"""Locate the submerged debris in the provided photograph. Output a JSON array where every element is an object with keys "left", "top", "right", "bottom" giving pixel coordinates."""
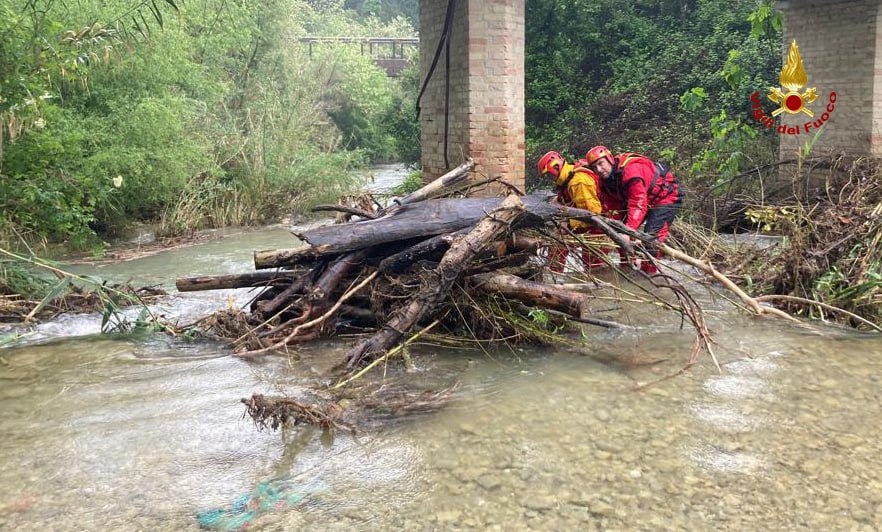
[
  {"left": 241, "top": 382, "right": 460, "bottom": 433},
  {"left": 0, "top": 282, "right": 166, "bottom": 323}
]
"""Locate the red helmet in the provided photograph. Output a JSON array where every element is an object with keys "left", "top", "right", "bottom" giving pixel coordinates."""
[
  {"left": 537, "top": 151, "right": 566, "bottom": 178},
  {"left": 585, "top": 145, "right": 614, "bottom": 168}
]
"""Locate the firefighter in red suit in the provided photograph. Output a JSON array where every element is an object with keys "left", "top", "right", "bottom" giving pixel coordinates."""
[
  {"left": 584, "top": 146, "right": 682, "bottom": 275},
  {"left": 537, "top": 151, "right": 610, "bottom": 272}
]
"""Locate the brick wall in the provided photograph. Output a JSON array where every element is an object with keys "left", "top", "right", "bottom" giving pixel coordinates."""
[
  {"left": 777, "top": 0, "right": 879, "bottom": 157},
  {"left": 419, "top": 0, "right": 525, "bottom": 192}
]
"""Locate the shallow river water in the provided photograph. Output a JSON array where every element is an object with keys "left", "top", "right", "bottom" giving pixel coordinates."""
[{"left": 2, "top": 165, "right": 882, "bottom": 530}]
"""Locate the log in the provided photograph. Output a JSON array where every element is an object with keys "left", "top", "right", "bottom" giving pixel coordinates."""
[
  {"left": 256, "top": 193, "right": 632, "bottom": 271},
  {"left": 380, "top": 232, "right": 539, "bottom": 275},
  {"left": 175, "top": 271, "right": 300, "bottom": 292},
  {"left": 255, "top": 273, "right": 313, "bottom": 317},
  {"left": 254, "top": 246, "right": 331, "bottom": 270},
  {"left": 395, "top": 159, "right": 475, "bottom": 205},
  {"left": 343, "top": 194, "right": 526, "bottom": 369},
  {"left": 467, "top": 272, "right": 588, "bottom": 318},
  {"left": 294, "top": 194, "right": 555, "bottom": 257},
  {"left": 257, "top": 163, "right": 476, "bottom": 271},
  {"left": 377, "top": 230, "right": 467, "bottom": 274},
  {"left": 308, "top": 250, "right": 368, "bottom": 314}
]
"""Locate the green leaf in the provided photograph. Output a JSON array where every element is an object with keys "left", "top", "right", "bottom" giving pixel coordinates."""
[
  {"left": 27, "top": 277, "right": 71, "bottom": 320},
  {"left": 151, "top": 0, "right": 164, "bottom": 28}
]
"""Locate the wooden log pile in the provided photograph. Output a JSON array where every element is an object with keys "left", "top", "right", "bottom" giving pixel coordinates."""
[{"left": 174, "top": 160, "right": 672, "bottom": 372}]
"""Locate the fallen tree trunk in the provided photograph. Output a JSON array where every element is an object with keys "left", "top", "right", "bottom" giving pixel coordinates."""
[
  {"left": 294, "top": 197, "right": 511, "bottom": 255},
  {"left": 175, "top": 271, "right": 301, "bottom": 292},
  {"left": 253, "top": 246, "right": 329, "bottom": 270},
  {"left": 255, "top": 161, "right": 478, "bottom": 271},
  {"left": 292, "top": 193, "right": 632, "bottom": 260},
  {"left": 255, "top": 273, "right": 314, "bottom": 317},
  {"left": 467, "top": 271, "right": 588, "bottom": 318},
  {"left": 395, "top": 159, "right": 475, "bottom": 205},
  {"left": 377, "top": 229, "right": 468, "bottom": 274},
  {"left": 343, "top": 194, "right": 526, "bottom": 369}
]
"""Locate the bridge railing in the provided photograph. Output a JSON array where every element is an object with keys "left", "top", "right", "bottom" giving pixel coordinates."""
[
  {"left": 295, "top": 37, "right": 418, "bottom": 76},
  {"left": 296, "top": 37, "right": 419, "bottom": 61}
]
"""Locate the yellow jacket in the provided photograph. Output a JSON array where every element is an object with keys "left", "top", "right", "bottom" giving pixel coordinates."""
[{"left": 555, "top": 163, "right": 601, "bottom": 230}]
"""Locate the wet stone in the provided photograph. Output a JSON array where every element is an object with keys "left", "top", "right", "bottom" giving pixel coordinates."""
[
  {"left": 524, "top": 495, "right": 557, "bottom": 512},
  {"left": 833, "top": 434, "right": 865, "bottom": 449},
  {"left": 456, "top": 468, "right": 484, "bottom": 483},
  {"left": 595, "top": 441, "right": 623, "bottom": 454},
  {"left": 568, "top": 493, "right": 595, "bottom": 507},
  {"left": 665, "top": 482, "right": 681, "bottom": 496},
  {"left": 476, "top": 474, "right": 503, "bottom": 491},
  {"left": 595, "top": 409, "right": 611, "bottom": 422},
  {"left": 519, "top": 469, "right": 536, "bottom": 482},
  {"left": 646, "top": 386, "right": 670, "bottom": 397},
  {"left": 589, "top": 500, "right": 616, "bottom": 517},
  {"left": 721, "top": 494, "right": 741, "bottom": 507},
  {"left": 435, "top": 510, "right": 463, "bottom": 523}
]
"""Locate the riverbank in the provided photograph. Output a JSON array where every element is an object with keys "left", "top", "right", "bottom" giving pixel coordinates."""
[{"left": 57, "top": 164, "right": 415, "bottom": 266}]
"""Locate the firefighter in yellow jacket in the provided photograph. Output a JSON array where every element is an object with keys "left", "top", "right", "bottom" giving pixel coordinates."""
[{"left": 537, "top": 151, "right": 608, "bottom": 272}]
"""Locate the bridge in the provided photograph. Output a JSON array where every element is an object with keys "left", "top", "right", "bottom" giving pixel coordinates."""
[
  {"left": 296, "top": 37, "right": 418, "bottom": 77},
  {"left": 416, "top": 0, "right": 882, "bottom": 193}
]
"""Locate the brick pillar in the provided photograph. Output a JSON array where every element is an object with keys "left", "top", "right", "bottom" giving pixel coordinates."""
[
  {"left": 777, "top": 0, "right": 880, "bottom": 157},
  {"left": 419, "top": 0, "right": 525, "bottom": 193}
]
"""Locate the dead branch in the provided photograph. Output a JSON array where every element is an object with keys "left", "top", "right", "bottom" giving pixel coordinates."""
[{"left": 343, "top": 194, "right": 526, "bottom": 369}]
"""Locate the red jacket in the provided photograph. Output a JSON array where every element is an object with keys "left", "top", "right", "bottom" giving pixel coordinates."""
[{"left": 599, "top": 153, "right": 679, "bottom": 230}]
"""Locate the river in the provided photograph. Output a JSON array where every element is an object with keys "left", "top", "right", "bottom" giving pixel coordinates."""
[{"left": 1, "top": 164, "right": 882, "bottom": 530}]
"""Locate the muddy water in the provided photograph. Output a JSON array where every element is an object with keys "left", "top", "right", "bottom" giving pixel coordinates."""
[{"left": 3, "top": 166, "right": 882, "bottom": 530}]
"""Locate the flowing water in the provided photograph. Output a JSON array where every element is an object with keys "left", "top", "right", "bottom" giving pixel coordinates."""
[{"left": 2, "top": 164, "right": 882, "bottom": 530}]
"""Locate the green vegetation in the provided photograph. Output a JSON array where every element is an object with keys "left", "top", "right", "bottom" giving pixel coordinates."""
[
  {"left": 0, "top": 0, "right": 418, "bottom": 252},
  {"left": 389, "top": 167, "right": 422, "bottom": 196}
]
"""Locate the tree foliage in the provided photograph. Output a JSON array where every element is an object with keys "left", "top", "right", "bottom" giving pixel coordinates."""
[{"left": 0, "top": 0, "right": 418, "bottom": 251}]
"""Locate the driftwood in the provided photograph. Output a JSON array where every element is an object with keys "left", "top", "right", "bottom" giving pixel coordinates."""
[
  {"left": 395, "top": 159, "right": 475, "bottom": 204},
  {"left": 343, "top": 194, "right": 526, "bottom": 369},
  {"left": 175, "top": 270, "right": 301, "bottom": 292},
  {"left": 377, "top": 229, "right": 468, "bottom": 274},
  {"left": 253, "top": 246, "right": 327, "bottom": 270},
  {"left": 468, "top": 271, "right": 587, "bottom": 318},
  {"left": 258, "top": 193, "right": 629, "bottom": 270},
  {"left": 175, "top": 154, "right": 792, "bottom": 409},
  {"left": 176, "top": 184, "right": 693, "bottom": 367}
]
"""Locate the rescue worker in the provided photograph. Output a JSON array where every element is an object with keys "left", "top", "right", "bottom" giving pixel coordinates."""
[
  {"left": 584, "top": 146, "right": 682, "bottom": 275},
  {"left": 537, "top": 150, "right": 608, "bottom": 272}
]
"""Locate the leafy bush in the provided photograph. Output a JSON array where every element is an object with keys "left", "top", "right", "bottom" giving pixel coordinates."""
[{"left": 0, "top": 0, "right": 418, "bottom": 250}]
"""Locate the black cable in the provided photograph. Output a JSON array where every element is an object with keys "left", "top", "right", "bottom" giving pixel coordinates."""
[
  {"left": 415, "top": 0, "right": 456, "bottom": 119},
  {"left": 443, "top": 8, "right": 452, "bottom": 169}
]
